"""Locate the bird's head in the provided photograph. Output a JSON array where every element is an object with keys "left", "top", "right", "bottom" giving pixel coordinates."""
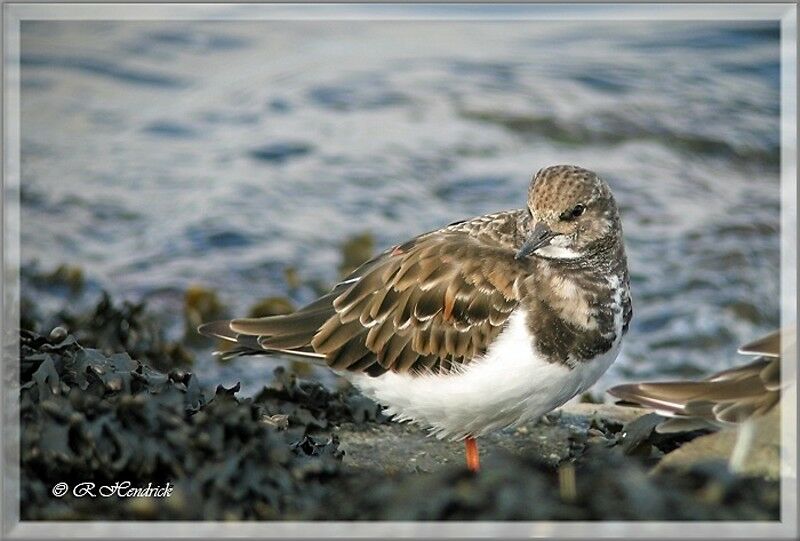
[{"left": 516, "top": 165, "right": 622, "bottom": 261}]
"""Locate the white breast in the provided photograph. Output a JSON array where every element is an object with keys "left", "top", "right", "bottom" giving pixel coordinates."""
[{"left": 346, "top": 307, "right": 622, "bottom": 441}]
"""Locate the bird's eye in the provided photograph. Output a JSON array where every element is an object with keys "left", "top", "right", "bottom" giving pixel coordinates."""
[{"left": 560, "top": 204, "right": 586, "bottom": 221}]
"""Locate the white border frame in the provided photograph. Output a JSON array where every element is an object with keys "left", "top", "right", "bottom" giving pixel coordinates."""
[{"left": 2, "top": 3, "right": 796, "bottom": 538}]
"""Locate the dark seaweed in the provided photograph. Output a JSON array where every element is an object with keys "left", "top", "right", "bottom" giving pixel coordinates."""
[
  {"left": 20, "top": 328, "right": 342, "bottom": 520},
  {"left": 21, "top": 291, "right": 194, "bottom": 372}
]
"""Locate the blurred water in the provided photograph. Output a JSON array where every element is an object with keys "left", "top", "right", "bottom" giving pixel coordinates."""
[{"left": 19, "top": 20, "right": 780, "bottom": 393}]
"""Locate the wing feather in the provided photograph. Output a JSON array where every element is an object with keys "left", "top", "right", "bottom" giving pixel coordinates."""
[
  {"left": 607, "top": 329, "right": 783, "bottom": 429},
  {"left": 197, "top": 215, "right": 528, "bottom": 376}
]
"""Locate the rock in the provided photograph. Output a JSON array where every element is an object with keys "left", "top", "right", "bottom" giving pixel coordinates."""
[
  {"left": 183, "top": 285, "right": 226, "bottom": 344},
  {"left": 338, "top": 232, "right": 375, "bottom": 277},
  {"left": 49, "top": 264, "right": 85, "bottom": 293},
  {"left": 48, "top": 326, "right": 68, "bottom": 343},
  {"left": 561, "top": 401, "right": 650, "bottom": 425},
  {"left": 327, "top": 439, "right": 779, "bottom": 521},
  {"left": 335, "top": 403, "right": 632, "bottom": 474},
  {"left": 653, "top": 407, "right": 781, "bottom": 480},
  {"left": 19, "top": 331, "right": 343, "bottom": 521},
  {"left": 247, "top": 296, "right": 295, "bottom": 318},
  {"left": 47, "top": 292, "right": 194, "bottom": 371},
  {"left": 283, "top": 266, "right": 302, "bottom": 290},
  {"left": 23, "top": 262, "right": 85, "bottom": 294}
]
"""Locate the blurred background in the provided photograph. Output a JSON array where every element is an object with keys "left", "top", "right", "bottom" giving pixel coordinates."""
[{"left": 19, "top": 18, "right": 780, "bottom": 395}]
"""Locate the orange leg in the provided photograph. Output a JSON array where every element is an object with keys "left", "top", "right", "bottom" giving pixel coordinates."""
[{"left": 465, "top": 436, "right": 480, "bottom": 472}]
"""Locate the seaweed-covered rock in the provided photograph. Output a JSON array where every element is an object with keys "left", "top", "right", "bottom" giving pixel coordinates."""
[
  {"left": 25, "top": 292, "right": 194, "bottom": 372},
  {"left": 18, "top": 320, "right": 780, "bottom": 521},
  {"left": 254, "top": 367, "right": 387, "bottom": 432},
  {"left": 338, "top": 232, "right": 375, "bottom": 277},
  {"left": 22, "top": 262, "right": 85, "bottom": 294},
  {"left": 616, "top": 412, "right": 712, "bottom": 463},
  {"left": 247, "top": 296, "right": 295, "bottom": 318},
  {"left": 20, "top": 329, "right": 342, "bottom": 520},
  {"left": 183, "top": 285, "right": 227, "bottom": 345},
  {"left": 318, "top": 446, "right": 779, "bottom": 521}
]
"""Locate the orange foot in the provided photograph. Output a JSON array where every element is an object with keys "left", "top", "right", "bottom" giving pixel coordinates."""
[{"left": 465, "top": 436, "right": 480, "bottom": 472}]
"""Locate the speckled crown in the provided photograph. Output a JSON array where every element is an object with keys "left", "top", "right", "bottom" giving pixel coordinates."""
[{"left": 528, "top": 165, "right": 609, "bottom": 214}]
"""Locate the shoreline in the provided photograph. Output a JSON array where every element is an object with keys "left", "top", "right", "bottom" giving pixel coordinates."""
[{"left": 17, "top": 293, "right": 780, "bottom": 521}]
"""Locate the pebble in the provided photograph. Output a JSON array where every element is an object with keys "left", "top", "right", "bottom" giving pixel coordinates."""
[{"left": 49, "top": 326, "right": 68, "bottom": 342}]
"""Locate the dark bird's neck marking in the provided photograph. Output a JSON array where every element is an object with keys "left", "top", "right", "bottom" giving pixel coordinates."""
[{"left": 522, "top": 252, "right": 630, "bottom": 368}]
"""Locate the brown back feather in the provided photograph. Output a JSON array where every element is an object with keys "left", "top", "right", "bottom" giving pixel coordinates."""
[{"left": 217, "top": 221, "right": 527, "bottom": 376}]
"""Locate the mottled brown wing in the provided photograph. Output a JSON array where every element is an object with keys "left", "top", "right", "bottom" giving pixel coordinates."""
[{"left": 227, "top": 231, "right": 525, "bottom": 375}]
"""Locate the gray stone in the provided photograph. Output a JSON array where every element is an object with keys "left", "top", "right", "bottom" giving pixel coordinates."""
[
  {"left": 335, "top": 402, "right": 649, "bottom": 473},
  {"left": 653, "top": 406, "right": 781, "bottom": 480}
]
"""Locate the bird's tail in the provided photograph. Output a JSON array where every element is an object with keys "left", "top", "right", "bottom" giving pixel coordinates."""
[{"left": 197, "top": 319, "right": 327, "bottom": 364}]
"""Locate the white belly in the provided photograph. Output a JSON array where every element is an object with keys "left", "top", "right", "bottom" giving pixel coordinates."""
[{"left": 346, "top": 309, "right": 622, "bottom": 441}]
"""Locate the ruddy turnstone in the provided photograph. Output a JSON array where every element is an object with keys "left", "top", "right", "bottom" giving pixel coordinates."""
[
  {"left": 607, "top": 328, "right": 792, "bottom": 470},
  {"left": 607, "top": 329, "right": 790, "bottom": 432},
  {"left": 199, "top": 165, "right": 632, "bottom": 472}
]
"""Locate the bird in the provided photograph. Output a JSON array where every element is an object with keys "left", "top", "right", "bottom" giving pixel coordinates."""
[
  {"left": 606, "top": 328, "right": 792, "bottom": 471},
  {"left": 606, "top": 328, "right": 788, "bottom": 432},
  {"left": 199, "top": 165, "right": 633, "bottom": 472}
]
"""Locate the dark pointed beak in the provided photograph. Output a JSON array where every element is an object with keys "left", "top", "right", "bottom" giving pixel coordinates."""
[{"left": 515, "top": 222, "right": 556, "bottom": 260}]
